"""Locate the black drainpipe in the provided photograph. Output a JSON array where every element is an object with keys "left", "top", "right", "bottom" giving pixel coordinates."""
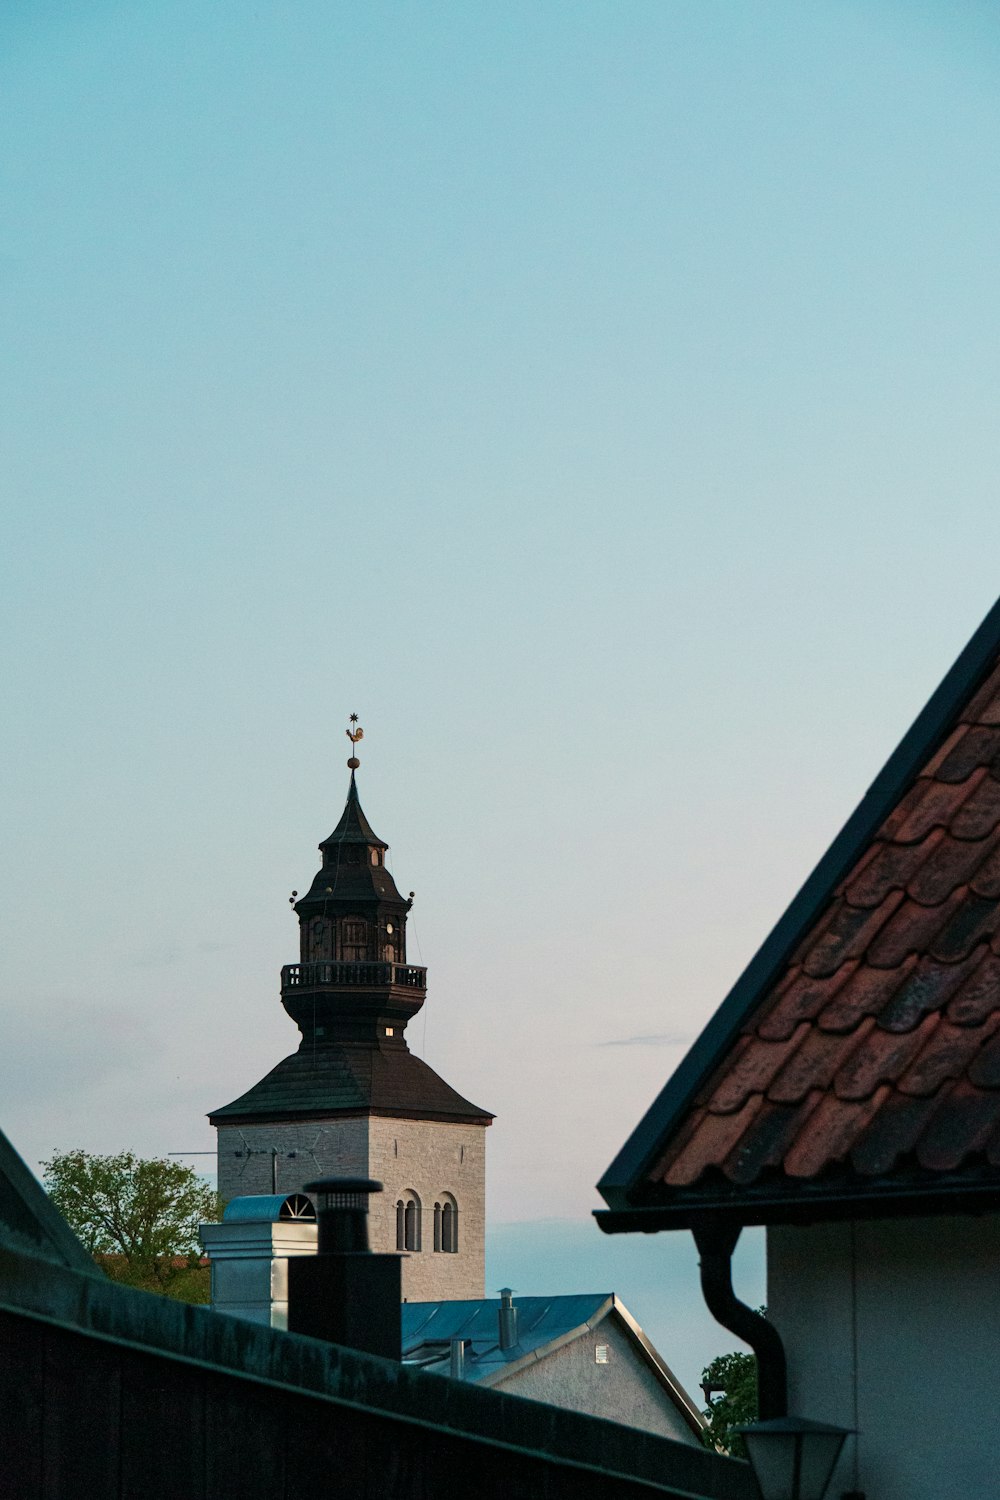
[{"left": 692, "top": 1220, "right": 787, "bottom": 1420}]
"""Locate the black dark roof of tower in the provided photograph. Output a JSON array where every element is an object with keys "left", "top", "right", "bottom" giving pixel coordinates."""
[
  {"left": 320, "top": 771, "right": 388, "bottom": 851},
  {"left": 209, "top": 1044, "right": 493, "bottom": 1125},
  {"left": 296, "top": 770, "right": 405, "bottom": 912}
]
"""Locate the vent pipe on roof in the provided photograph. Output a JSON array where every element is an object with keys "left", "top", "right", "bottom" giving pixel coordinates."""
[
  {"left": 450, "top": 1338, "right": 466, "bottom": 1379},
  {"left": 498, "top": 1288, "right": 518, "bottom": 1351},
  {"left": 693, "top": 1223, "right": 787, "bottom": 1420},
  {"left": 287, "top": 1177, "right": 401, "bottom": 1361}
]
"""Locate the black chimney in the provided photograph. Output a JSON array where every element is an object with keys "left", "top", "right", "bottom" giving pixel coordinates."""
[{"left": 287, "top": 1177, "right": 401, "bottom": 1360}]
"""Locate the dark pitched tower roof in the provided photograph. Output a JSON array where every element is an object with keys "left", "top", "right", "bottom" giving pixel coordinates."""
[
  {"left": 297, "top": 773, "right": 405, "bottom": 911},
  {"left": 321, "top": 771, "right": 388, "bottom": 850},
  {"left": 597, "top": 594, "right": 1000, "bottom": 1229}
]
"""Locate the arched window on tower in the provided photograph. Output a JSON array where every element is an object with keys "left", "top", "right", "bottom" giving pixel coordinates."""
[
  {"left": 434, "top": 1194, "right": 458, "bottom": 1253},
  {"left": 443, "top": 1199, "right": 458, "bottom": 1253},
  {"left": 396, "top": 1190, "right": 421, "bottom": 1252}
]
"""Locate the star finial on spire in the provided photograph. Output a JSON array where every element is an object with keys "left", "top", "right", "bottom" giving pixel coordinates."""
[{"left": 346, "top": 713, "right": 364, "bottom": 770}]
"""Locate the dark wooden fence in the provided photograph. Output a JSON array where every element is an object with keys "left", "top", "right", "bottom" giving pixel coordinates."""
[{"left": 0, "top": 1247, "right": 754, "bottom": 1500}]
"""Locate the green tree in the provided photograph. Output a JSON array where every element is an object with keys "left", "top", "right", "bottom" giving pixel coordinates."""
[
  {"left": 699, "top": 1348, "right": 758, "bottom": 1458},
  {"left": 41, "top": 1149, "right": 221, "bottom": 1302}
]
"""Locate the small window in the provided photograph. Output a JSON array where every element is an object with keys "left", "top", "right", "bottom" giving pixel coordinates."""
[
  {"left": 385, "top": 1026, "right": 394, "bottom": 1036},
  {"left": 442, "top": 1200, "right": 458, "bottom": 1253},
  {"left": 595, "top": 1344, "right": 609, "bottom": 1365},
  {"left": 397, "top": 1192, "right": 421, "bottom": 1252},
  {"left": 434, "top": 1194, "right": 458, "bottom": 1253},
  {"left": 371, "top": 849, "right": 381, "bottom": 865}
]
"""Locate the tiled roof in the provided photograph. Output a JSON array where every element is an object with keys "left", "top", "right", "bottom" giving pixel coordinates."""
[
  {"left": 598, "top": 598, "right": 1000, "bottom": 1226},
  {"left": 209, "top": 1042, "right": 493, "bottom": 1124}
]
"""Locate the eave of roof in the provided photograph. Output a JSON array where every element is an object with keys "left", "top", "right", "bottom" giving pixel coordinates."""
[
  {"left": 209, "top": 1043, "right": 494, "bottom": 1125},
  {"left": 597, "top": 592, "right": 1000, "bottom": 1221}
]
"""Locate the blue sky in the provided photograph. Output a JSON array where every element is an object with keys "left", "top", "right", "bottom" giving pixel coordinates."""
[{"left": 2, "top": 1, "right": 1000, "bottom": 1392}]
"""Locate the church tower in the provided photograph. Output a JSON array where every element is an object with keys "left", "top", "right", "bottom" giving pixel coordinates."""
[{"left": 209, "top": 723, "right": 493, "bottom": 1301}]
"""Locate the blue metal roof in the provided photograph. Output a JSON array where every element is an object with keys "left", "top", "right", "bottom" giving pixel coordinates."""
[
  {"left": 402, "top": 1293, "right": 611, "bottom": 1379},
  {"left": 222, "top": 1193, "right": 315, "bottom": 1223},
  {"left": 400, "top": 1292, "right": 703, "bottom": 1436},
  {"left": 402, "top": 1293, "right": 630, "bottom": 1390}
]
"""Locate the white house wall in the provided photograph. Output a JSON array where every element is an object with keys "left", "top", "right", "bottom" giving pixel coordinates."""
[
  {"left": 492, "top": 1321, "right": 699, "bottom": 1444},
  {"left": 768, "top": 1212, "right": 1000, "bottom": 1500}
]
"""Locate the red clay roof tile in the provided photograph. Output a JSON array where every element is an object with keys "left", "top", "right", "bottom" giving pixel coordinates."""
[
  {"left": 865, "top": 889, "right": 968, "bottom": 969},
  {"left": 906, "top": 831, "right": 996, "bottom": 904},
  {"left": 874, "top": 949, "right": 985, "bottom": 1032},
  {"left": 660, "top": 1096, "right": 766, "bottom": 1187},
  {"left": 964, "top": 659, "right": 1000, "bottom": 722},
  {"left": 944, "top": 949, "right": 1000, "bottom": 1026},
  {"left": 833, "top": 1015, "right": 937, "bottom": 1101},
  {"left": 721, "top": 1095, "right": 824, "bottom": 1185},
  {"left": 888, "top": 773, "right": 984, "bottom": 844},
  {"left": 949, "top": 772, "right": 1000, "bottom": 839},
  {"left": 766, "top": 1021, "right": 875, "bottom": 1106},
  {"left": 968, "top": 838, "right": 1000, "bottom": 898},
  {"left": 966, "top": 1028, "right": 1000, "bottom": 1088},
  {"left": 974, "top": 689, "right": 1000, "bottom": 727},
  {"left": 815, "top": 958, "right": 918, "bottom": 1034},
  {"left": 843, "top": 836, "right": 938, "bottom": 907},
  {"left": 930, "top": 726, "right": 1000, "bottom": 783},
  {"left": 848, "top": 1090, "right": 944, "bottom": 1177},
  {"left": 915, "top": 1079, "right": 1000, "bottom": 1171},
  {"left": 702, "top": 1026, "right": 810, "bottom": 1114},
  {"left": 756, "top": 965, "right": 858, "bottom": 1042},
  {"left": 896, "top": 1013, "right": 1000, "bottom": 1097},
  {"left": 921, "top": 725, "right": 972, "bottom": 778},
  {"left": 799, "top": 892, "right": 903, "bottom": 978},
  {"left": 782, "top": 1087, "right": 891, "bottom": 1178},
  {"left": 925, "top": 893, "right": 1000, "bottom": 963}
]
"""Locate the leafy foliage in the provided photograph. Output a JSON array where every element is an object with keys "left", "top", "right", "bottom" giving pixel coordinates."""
[
  {"left": 699, "top": 1347, "right": 758, "bottom": 1459},
  {"left": 42, "top": 1149, "right": 220, "bottom": 1300}
]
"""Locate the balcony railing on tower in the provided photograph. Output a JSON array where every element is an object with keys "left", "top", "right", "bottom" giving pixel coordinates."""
[{"left": 281, "top": 962, "right": 427, "bottom": 990}]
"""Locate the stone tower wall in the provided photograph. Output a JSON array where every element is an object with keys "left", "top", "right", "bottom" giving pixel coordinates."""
[
  {"left": 368, "top": 1117, "right": 486, "bottom": 1302},
  {"left": 216, "top": 1118, "right": 369, "bottom": 1202},
  {"left": 216, "top": 1115, "right": 487, "bottom": 1302}
]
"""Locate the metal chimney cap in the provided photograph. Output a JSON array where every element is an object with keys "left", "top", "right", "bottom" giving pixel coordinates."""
[{"left": 304, "top": 1177, "right": 382, "bottom": 1198}]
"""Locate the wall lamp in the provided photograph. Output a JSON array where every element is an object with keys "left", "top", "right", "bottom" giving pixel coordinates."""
[{"left": 736, "top": 1415, "right": 853, "bottom": 1500}]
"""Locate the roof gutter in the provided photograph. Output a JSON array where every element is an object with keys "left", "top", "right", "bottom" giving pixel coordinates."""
[
  {"left": 693, "top": 1222, "right": 786, "bottom": 1421},
  {"left": 595, "top": 1175, "right": 1000, "bottom": 1234}
]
